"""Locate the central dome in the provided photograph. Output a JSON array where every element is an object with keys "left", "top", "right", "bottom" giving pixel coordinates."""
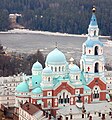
[{"left": 45, "top": 48, "right": 67, "bottom": 65}]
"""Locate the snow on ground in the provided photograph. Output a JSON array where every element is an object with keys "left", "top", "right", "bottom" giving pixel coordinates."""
[{"left": 0, "top": 29, "right": 110, "bottom": 38}]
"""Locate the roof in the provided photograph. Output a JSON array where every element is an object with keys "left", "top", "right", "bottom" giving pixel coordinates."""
[
  {"left": 21, "top": 102, "right": 42, "bottom": 115},
  {"left": 32, "top": 61, "right": 43, "bottom": 71},
  {"left": 37, "top": 100, "right": 43, "bottom": 104},
  {"left": 32, "top": 75, "right": 42, "bottom": 88},
  {"left": 85, "top": 102, "right": 111, "bottom": 113},
  {"left": 83, "top": 85, "right": 91, "bottom": 90},
  {"left": 69, "top": 64, "right": 80, "bottom": 73},
  {"left": 106, "top": 94, "right": 110, "bottom": 100},
  {"left": 42, "top": 67, "right": 52, "bottom": 74},
  {"left": 89, "top": 13, "right": 97, "bottom": 26},
  {"left": 32, "top": 87, "right": 42, "bottom": 94},
  {"left": 16, "top": 81, "right": 29, "bottom": 92},
  {"left": 80, "top": 72, "right": 86, "bottom": 85},
  {"left": 45, "top": 48, "right": 67, "bottom": 65},
  {"left": 57, "top": 105, "right": 82, "bottom": 116},
  {"left": 84, "top": 38, "right": 103, "bottom": 47}
]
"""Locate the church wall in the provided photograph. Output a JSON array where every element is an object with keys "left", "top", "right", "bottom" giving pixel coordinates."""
[
  {"left": 53, "top": 82, "right": 75, "bottom": 96},
  {"left": 100, "top": 92, "right": 106, "bottom": 100}
]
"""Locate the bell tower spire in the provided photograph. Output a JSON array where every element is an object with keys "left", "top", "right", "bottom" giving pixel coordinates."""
[{"left": 88, "top": 6, "right": 99, "bottom": 39}]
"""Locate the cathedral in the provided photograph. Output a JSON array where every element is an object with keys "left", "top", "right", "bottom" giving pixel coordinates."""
[{"left": 15, "top": 7, "right": 108, "bottom": 116}]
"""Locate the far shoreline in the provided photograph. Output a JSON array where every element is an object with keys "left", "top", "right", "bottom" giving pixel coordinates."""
[{"left": 0, "top": 29, "right": 110, "bottom": 39}]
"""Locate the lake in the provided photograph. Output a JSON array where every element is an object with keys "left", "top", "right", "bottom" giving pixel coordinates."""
[{"left": 0, "top": 32, "right": 111, "bottom": 65}]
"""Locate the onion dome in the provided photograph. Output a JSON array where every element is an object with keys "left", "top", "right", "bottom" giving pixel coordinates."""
[
  {"left": 16, "top": 81, "right": 29, "bottom": 92},
  {"left": 45, "top": 48, "right": 67, "bottom": 65},
  {"left": 42, "top": 67, "right": 52, "bottom": 74},
  {"left": 32, "top": 60, "right": 43, "bottom": 71},
  {"left": 84, "top": 38, "right": 103, "bottom": 47},
  {"left": 69, "top": 64, "right": 80, "bottom": 73},
  {"left": 32, "top": 87, "right": 42, "bottom": 94}
]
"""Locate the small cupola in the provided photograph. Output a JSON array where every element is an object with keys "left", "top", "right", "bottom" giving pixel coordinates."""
[{"left": 32, "top": 60, "right": 43, "bottom": 75}]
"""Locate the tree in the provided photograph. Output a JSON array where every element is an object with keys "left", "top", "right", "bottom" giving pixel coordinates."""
[{"left": 0, "top": 9, "right": 9, "bottom": 31}]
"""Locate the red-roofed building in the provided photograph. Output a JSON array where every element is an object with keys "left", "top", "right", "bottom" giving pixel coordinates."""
[{"left": 19, "top": 102, "right": 50, "bottom": 120}]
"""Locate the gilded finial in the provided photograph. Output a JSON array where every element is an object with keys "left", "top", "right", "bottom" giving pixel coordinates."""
[{"left": 92, "top": 6, "right": 96, "bottom": 13}]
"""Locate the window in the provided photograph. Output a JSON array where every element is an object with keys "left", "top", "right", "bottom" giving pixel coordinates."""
[
  {"left": 94, "top": 30, "right": 96, "bottom": 36},
  {"left": 55, "top": 67, "right": 57, "bottom": 72},
  {"left": 70, "top": 114, "right": 72, "bottom": 119},
  {"left": 51, "top": 66, "right": 53, "bottom": 71},
  {"left": 35, "top": 82, "right": 37, "bottom": 84},
  {"left": 48, "top": 77, "right": 50, "bottom": 82},
  {"left": 59, "top": 96, "right": 61, "bottom": 104},
  {"left": 76, "top": 76, "right": 78, "bottom": 80},
  {"left": 66, "top": 117, "right": 68, "bottom": 120},
  {"left": 94, "top": 46, "right": 98, "bottom": 55},
  {"left": 94, "top": 62, "right": 99, "bottom": 73},
  {"left": 58, "top": 94, "right": 70, "bottom": 104},
  {"left": 82, "top": 61, "right": 84, "bottom": 71},
  {"left": 75, "top": 89, "right": 80, "bottom": 94},
  {"left": 66, "top": 95, "right": 69, "bottom": 103},
  {"left": 83, "top": 45, "right": 86, "bottom": 54},
  {"left": 59, "top": 67, "right": 61, "bottom": 72},
  {"left": 93, "top": 88, "right": 99, "bottom": 99},
  {"left": 47, "top": 91, "right": 52, "bottom": 96},
  {"left": 62, "top": 66, "right": 64, "bottom": 71}
]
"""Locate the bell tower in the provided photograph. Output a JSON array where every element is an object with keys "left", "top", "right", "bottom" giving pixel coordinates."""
[
  {"left": 80, "top": 6, "right": 105, "bottom": 83},
  {"left": 80, "top": 6, "right": 106, "bottom": 102}
]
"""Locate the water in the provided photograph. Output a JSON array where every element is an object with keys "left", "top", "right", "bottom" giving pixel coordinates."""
[{"left": 0, "top": 33, "right": 111, "bottom": 64}]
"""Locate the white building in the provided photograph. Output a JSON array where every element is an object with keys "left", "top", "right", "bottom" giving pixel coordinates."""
[
  {"left": 56, "top": 102, "right": 112, "bottom": 120},
  {"left": 19, "top": 102, "right": 51, "bottom": 120},
  {"left": 0, "top": 74, "right": 22, "bottom": 108}
]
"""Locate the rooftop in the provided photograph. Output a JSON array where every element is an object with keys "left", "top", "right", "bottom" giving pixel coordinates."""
[{"left": 21, "top": 102, "right": 42, "bottom": 115}]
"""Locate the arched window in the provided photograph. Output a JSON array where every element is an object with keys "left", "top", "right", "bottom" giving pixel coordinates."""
[
  {"left": 94, "top": 62, "right": 99, "bottom": 73},
  {"left": 66, "top": 95, "right": 69, "bottom": 103},
  {"left": 94, "top": 30, "right": 96, "bottom": 36},
  {"left": 55, "top": 67, "right": 57, "bottom": 72},
  {"left": 76, "top": 76, "right": 78, "bottom": 80},
  {"left": 59, "top": 67, "right": 61, "bottom": 72},
  {"left": 58, "top": 96, "right": 61, "bottom": 104},
  {"left": 51, "top": 66, "right": 53, "bottom": 71},
  {"left": 63, "top": 92, "right": 65, "bottom": 103},
  {"left": 84, "top": 45, "right": 86, "bottom": 54},
  {"left": 93, "top": 87, "right": 99, "bottom": 99},
  {"left": 82, "top": 61, "right": 84, "bottom": 71},
  {"left": 62, "top": 66, "right": 64, "bottom": 71},
  {"left": 48, "top": 77, "right": 50, "bottom": 82},
  {"left": 94, "top": 46, "right": 98, "bottom": 55}
]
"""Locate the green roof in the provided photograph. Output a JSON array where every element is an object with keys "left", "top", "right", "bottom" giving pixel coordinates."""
[
  {"left": 32, "top": 87, "right": 42, "bottom": 94},
  {"left": 16, "top": 81, "right": 29, "bottom": 92},
  {"left": 83, "top": 85, "right": 91, "bottom": 90},
  {"left": 80, "top": 72, "right": 86, "bottom": 85},
  {"left": 37, "top": 100, "right": 43, "bottom": 104},
  {"left": 106, "top": 94, "right": 110, "bottom": 99}
]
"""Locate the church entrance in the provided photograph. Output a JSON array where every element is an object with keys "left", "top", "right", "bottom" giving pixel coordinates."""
[
  {"left": 58, "top": 90, "right": 71, "bottom": 107},
  {"left": 92, "top": 86, "right": 100, "bottom": 101}
]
